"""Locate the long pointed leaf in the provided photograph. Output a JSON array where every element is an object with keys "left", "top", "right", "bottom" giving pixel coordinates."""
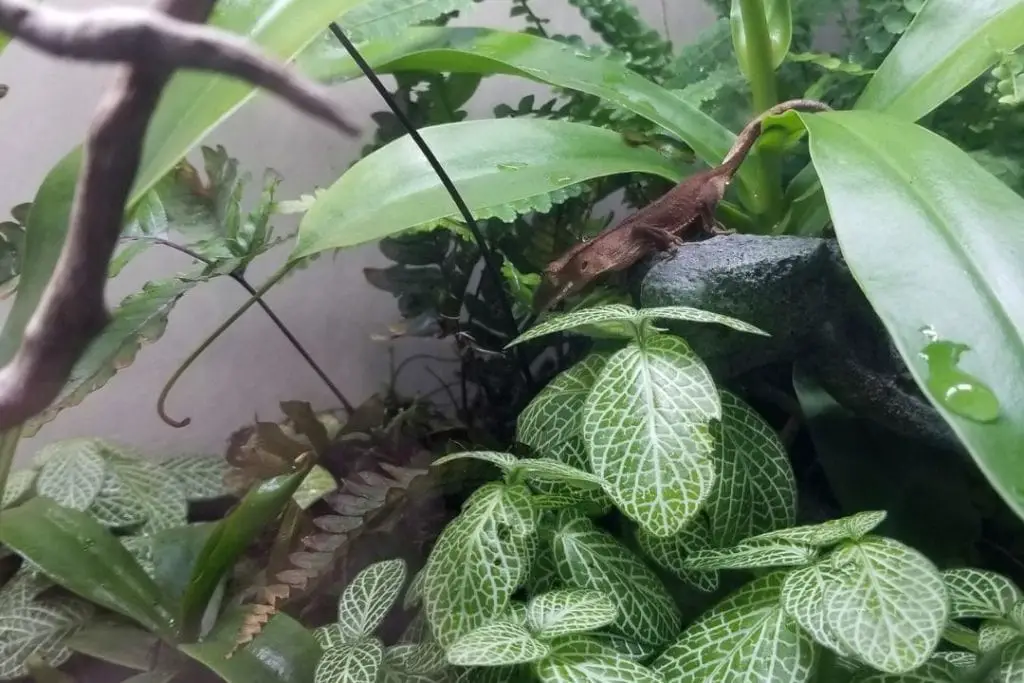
[
  {"left": 802, "top": 109, "right": 1024, "bottom": 519},
  {"left": 291, "top": 119, "right": 682, "bottom": 260}
]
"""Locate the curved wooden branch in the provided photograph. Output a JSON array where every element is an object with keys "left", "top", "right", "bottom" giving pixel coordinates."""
[{"left": 0, "top": 0, "right": 358, "bottom": 431}]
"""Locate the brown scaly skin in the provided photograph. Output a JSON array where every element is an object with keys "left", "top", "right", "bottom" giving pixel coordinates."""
[{"left": 533, "top": 99, "right": 832, "bottom": 312}]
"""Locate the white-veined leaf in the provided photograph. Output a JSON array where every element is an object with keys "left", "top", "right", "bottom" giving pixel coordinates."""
[
  {"left": 998, "top": 639, "right": 1024, "bottom": 682},
  {"left": 337, "top": 559, "right": 408, "bottom": 641},
  {"left": 34, "top": 439, "right": 108, "bottom": 511},
  {"left": 534, "top": 634, "right": 662, "bottom": 683},
  {"left": 433, "top": 451, "right": 517, "bottom": 472},
  {"left": 87, "top": 466, "right": 149, "bottom": 529},
  {"left": 1010, "top": 599, "right": 1024, "bottom": 630},
  {"left": 824, "top": 536, "right": 948, "bottom": 673},
  {"left": 1, "top": 469, "right": 36, "bottom": 509},
  {"left": 341, "top": 0, "right": 474, "bottom": 43},
  {"left": 0, "top": 595, "right": 94, "bottom": 679},
  {"left": 652, "top": 572, "right": 815, "bottom": 683},
  {"left": 706, "top": 392, "right": 796, "bottom": 546},
  {"left": 158, "top": 455, "right": 229, "bottom": 501},
  {"left": 582, "top": 334, "right": 719, "bottom": 536},
  {"left": 383, "top": 641, "right": 448, "bottom": 676},
  {"left": 854, "top": 659, "right": 959, "bottom": 683},
  {"left": 94, "top": 458, "right": 188, "bottom": 535},
  {"left": 404, "top": 569, "right": 426, "bottom": 610},
  {"left": 314, "top": 638, "right": 384, "bottom": 683},
  {"left": 516, "top": 460, "right": 604, "bottom": 490},
  {"left": 978, "top": 620, "right": 1020, "bottom": 652},
  {"left": 744, "top": 511, "right": 887, "bottom": 548},
  {"left": 942, "top": 568, "right": 1022, "bottom": 620},
  {"left": 526, "top": 589, "right": 617, "bottom": 639},
  {"left": 551, "top": 510, "right": 679, "bottom": 648},
  {"left": 509, "top": 601, "right": 529, "bottom": 626},
  {"left": 313, "top": 623, "right": 347, "bottom": 650},
  {"left": 446, "top": 620, "right": 549, "bottom": 667},
  {"left": 781, "top": 563, "right": 855, "bottom": 657},
  {"left": 510, "top": 304, "right": 764, "bottom": 347},
  {"left": 583, "top": 633, "right": 654, "bottom": 662},
  {"left": 636, "top": 516, "right": 718, "bottom": 592},
  {"left": 682, "top": 542, "right": 817, "bottom": 571},
  {"left": 931, "top": 651, "right": 977, "bottom": 668},
  {"left": 422, "top": 483, "right": 538, "bottom": 647}
]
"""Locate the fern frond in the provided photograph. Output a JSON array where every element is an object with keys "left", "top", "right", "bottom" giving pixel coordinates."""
[{"left": 565, "top": 0, "right": 674, "bottom": 81}]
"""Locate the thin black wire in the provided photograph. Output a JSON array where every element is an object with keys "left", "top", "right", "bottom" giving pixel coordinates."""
[{"left": 327, "top": 22, "right": 535, "bottom": 391}]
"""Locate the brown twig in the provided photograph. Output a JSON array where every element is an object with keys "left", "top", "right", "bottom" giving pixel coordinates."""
[{"left": 0, "top": 0, "right": 357, "bottom": 431}]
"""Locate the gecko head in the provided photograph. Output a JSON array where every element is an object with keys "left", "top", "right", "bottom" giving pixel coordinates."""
[{"left": 533, "top": 244, "right": 613, "bottom": 312}]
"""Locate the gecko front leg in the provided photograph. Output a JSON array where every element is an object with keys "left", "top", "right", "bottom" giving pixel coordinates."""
[{"left": 635, "top": 224, "right": 684, "bottom": 251}]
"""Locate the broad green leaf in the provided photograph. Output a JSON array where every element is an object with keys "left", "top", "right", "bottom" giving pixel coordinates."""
[
  {"left": 855, "top": 660, "right": 959, "bottom": 683},
  {"left": 336, "top": 559, "right": 407, "bottom": 641},
  {"left": 447, "top": 620, "right": 549, "bottom": 667},
  {"left": 0, "top": 0, "right": 371, "bottom": 380},
  {"left": 65, "top": 618, "right": 161, "bottom": 671},
  {"left": 0, "top": 594, "right": 93, "bottom": 679},
  {"left": 706, "top": 392, "right": 797, "bottom": 546},
  {"left": 582, "top": 334, "right": 719, "bottom": 536},
  {"left": 942, "top": 568, "right": 1022, "bottom": 620},
  {"left": 551, "top": 511, "right": 679, "bottom": 648},
  {"left": 159, "top": 455, "right": 230, "bottom": 502},
  {"left": 730, "top": 0, "right": 792, "bottom": 75},
  {"left": 824, "top": 536, "right": 948, "bottom": 672},
  {"left": 181, "top": 465, "right": 312, "bottom": 639},
  {"left": 682, "top": 542, "right": 817, "bottom": 571},
  {"left": 315, "top": 638, "right": 384, "bottom": 683},
  {"left": 534, "top": 634, "right": 662, "bottom": 683},
  {"left": 422, "top": 483, "right": 538, "bottom": 647},
  {"left": 526, "top": 590, "right": 617, "bottom": 639},
  {"left": 22, "top": 277, "right": 202, "bottom": 437},
  {"left": 510, "top": 305, "right": 765, "bottom": 347},
  {"left": 516, "top": 460, "right": 604, "bottom": 490},
  {"left": 803, "top": 110, "right": 1024, "bottom": 520},
  {"left": 636, "top": 516, "right": 718, "bottom": 592},
  {"left": 180, "top": 609, "right": 321, "bottom": 683},
  {"left": 653, "top": 572, "right": 815, "bottom": 683},
  {"left": 744, "top": 511, "right": 887, "bottom": 548},
  {"left": 291, "top": 119, "right": 681, "bottom": 260},
  {"left": 433, "top": 451, "right": 518, "bottom": 472},
  {"left": 1, "top": 468, "right": 35, "bottom": 509},
  {"left": 0, "top": 498, "right": 175, "bottom": 638},
  {"left": 340, "top": 0, "right": 473, "bottom": 42},
  {"left": 781, "top": 563, "right": 855, "bottom": 656},
  {"left": 978, "top": 620, "right": 1020, "bottom": 652},
  {"left": 298, "top": 27, "right": 744, "bottom": 192},
  {"left": 855, "top": 0, "right": 1024, "bottom": 122},
  {"left": 998, "top": 639, "right": 1024, "bottom": 682},
  {"left": 34, "top": 439, "right": 107, "bottom": 511}
]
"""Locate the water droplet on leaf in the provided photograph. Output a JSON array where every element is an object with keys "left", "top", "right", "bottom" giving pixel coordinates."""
[
  {"left": 918, "top": 332, "right": 999, "bottom": 423},
  {"left": 497, "top": 161, "right": 528, "bottom": 172}
]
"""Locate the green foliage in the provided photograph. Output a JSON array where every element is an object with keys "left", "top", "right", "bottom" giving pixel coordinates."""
[{"left": 564, "top": 0, "right": 674, "bottom": 81}]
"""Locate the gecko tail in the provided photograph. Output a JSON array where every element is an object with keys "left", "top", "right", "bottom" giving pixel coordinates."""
[{"left": 719, "top": 98, "right": 832, "bottom": 172}]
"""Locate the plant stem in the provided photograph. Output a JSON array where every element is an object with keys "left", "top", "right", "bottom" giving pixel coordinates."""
[
  {"left": 0, "top": 426, "right": 21, "bottom": 506},
  {"left": 137, "top": 237, "right": 355, "bottom": 415},
  {"left": 737, "top": 0, "right": 782, "bottom": 219},
  {"left": 327, "top": 23, "right": 535, "bottom": 392},
  {"left": 156, "top": 264, "right": 294, "bottom": 427}
]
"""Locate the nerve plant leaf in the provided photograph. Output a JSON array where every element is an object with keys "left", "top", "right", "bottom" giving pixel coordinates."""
[
  {"left": 636, "top": 515, "right": 718, "bottom": 592},
  {"left": 652, "top": 572, "right": 815, "bottom": 683},
  {"left": 978, "top": 620, "right": 1020, "bottom": 652},
  {"left": 705, "top": 391, "right": 797, "bottom": 546},
  {"left": 824, "top": 536, "right": 948, "bottom": 673},
  {"left": 0, "top": 594, "right": 93, "bottom": 680},
  {"left": 854, "top": 659, "right": 960, "bottom": 683},
  {"left": 315, "top": 638, "right": 384, "bottom": 683},
  {"left": 1, "top": 468, "right": 36, "bottom": 510},
  {"left": 34, "top": 439, "right": 107, "bottom": 511},
  {"left": 422, "top": 483, "right": 538, "bottom": 647},
  {"left": 447, "top": 620, "right": 550, "bottom": 667},
  {"left": 534, "top": 634, "right": 662, "bottom": 683},
  {"left": 942, "top": 568, "right": 1022, "bottom": 620},
  {"left": 682, "top": 542, "right": 817, "bottom": 571},
  {"left": 743, "top": 510, "right": 887, "bottom": 548},
  {"left": 551, "top": 511, "right": 680, "bottom": 648},
  {"left": 781, "top": 563, "right": 856, "bottom": 657},
  {"left": 582, "top": 334, "right": 719, "bottom": 536},
  {"left": 525, "top": 590, "right": 617, "bottom": 639},
  {"left": 336, "top": 559, "right": 408, "bottom": 642}
]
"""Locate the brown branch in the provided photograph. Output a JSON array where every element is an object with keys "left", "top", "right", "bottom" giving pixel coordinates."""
[{"left": 0, "top": 0, "right": 358, "bottom": 431}]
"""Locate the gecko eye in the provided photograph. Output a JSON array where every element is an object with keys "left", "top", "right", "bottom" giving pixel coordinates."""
[{"left": 579, "top": 260, "right": 590, "bottom": 271}]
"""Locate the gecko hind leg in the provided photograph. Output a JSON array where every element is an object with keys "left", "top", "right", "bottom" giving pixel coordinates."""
[
  {"left": 636, "top": 225, "right": 684, "bottom": 251},
  {"left": 699, "top": 205, "right": 735, "bottom": 237}
]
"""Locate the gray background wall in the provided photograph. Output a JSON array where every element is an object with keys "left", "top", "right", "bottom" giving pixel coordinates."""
[{"left": 0, "top": 0, "right": 718, "bottom": 467}]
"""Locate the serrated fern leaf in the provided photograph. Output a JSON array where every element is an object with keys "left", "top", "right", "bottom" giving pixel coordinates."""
[
  {"left": 565, "top": 0, "right": 673, "bottom": 81},
  {"left": 340, "top": 0, "right": 475, "bottom": 43}
]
